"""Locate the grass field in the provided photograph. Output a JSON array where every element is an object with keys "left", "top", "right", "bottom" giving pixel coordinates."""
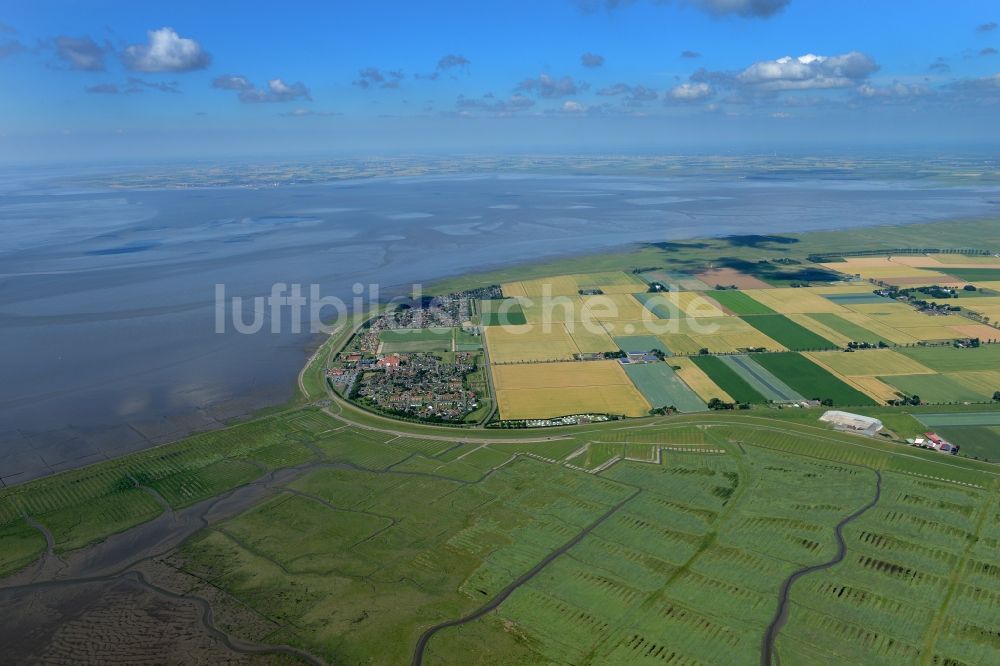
[
  {"left": 720, "top": 354, "right": 804, "bottom": 402},
  {"left": 741, "top": 314, "right": 838, "bottom": 351},
  {"left": 930, "top": 425, "right": 1000, "bottom": 461},
  {"left": 753, "top": 352, "right": 877, "bottom": 406},
  {"left": 622, "top": 362, "right": 707, "bottom": 412},
  {"left": 706, "top": 289, "right": 776, "bottom": 315},
  {"left": 479, "top": 299, "right": 528, "bottom": 326},
  {"left": 898, "top": 344, "right": 1000, "bottom": 372},
  {"left": 689, "top": 354, "right": 768, "bottom": 403},
  {"left": 380, "top": 327, "right": 455, "bottom": 352},
  {"left": 493, "top": 361, "right": 651, "bottom": 419},
  {"left": 880, "top": 373, "right": 986, "bottom": 403},
  {"left": 613, "top": 334, "right": 668, "bottom": 354}
]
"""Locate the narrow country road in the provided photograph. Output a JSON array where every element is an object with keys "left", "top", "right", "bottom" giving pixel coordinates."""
[
  {"left": 410, "top": 487, "right": 641, "bottom": 666},
  {"left": 760, "top": 468, "right": 883, "bottom": 665}
]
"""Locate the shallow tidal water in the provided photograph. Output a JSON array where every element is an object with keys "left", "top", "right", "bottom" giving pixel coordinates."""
[{"left": 2, "top": 170, "right": 998, "bottom": 484}]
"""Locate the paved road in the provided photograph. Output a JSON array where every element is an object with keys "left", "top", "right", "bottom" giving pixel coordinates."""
[{"left": 760, "top": 468, "right": 883, "bottom": 666}]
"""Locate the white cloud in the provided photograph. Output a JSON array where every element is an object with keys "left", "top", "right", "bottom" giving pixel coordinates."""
[
  {"left": 856, "top": 81, "right": 930, "bottom": 99},
  {"left": 121, "top": 27, "right": 210, "bottom": 72},
  {"left": 669, "top": 81, "right": 713, "bottom": 100},
  {"left": 516, "top": 73, "right": 584, "bottom": 98},
  {"left": 211, "top": 74, "right": 253, "bottom": 91},
  {"left": 736, "top": 51, "right": 878, "bottom": 91},
  {"left": 239, "top": 79, "right": 311, "bottom": 103},
  {"left": 562, "top": 100, "right": 586, "bottom": 113},
  {"left": 53, "top": 36, "right": 107, "bottom": 71}
]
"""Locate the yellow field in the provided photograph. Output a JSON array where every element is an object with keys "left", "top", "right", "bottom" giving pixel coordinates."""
[
  {"left": 565, "top": 323, "right": 617, "bottom": 353},
  {"left": 835, "top": 312, "right": 919, "bottom": 345},
  {"left": 503, "top": 271, "right": 646, "bottom": 300},
  {"left": 743, "top": 288, "right": 849, "bottom": 314},
  {"left": 946, "top": 370, "right": 1000, "bottom": 397},
  {"left": 493, "top": 361, "right": 651, "bottom": 419},
  {"left": 823, "top": 257, "right": 958, "bottom": 285},
  {"left": 671, "top": 292, "right": 726, "bottom": 318},
  {"left": 956, "top": 297, "right": 1000, "bottom": 323},
  {"left": 580, "top": 293, "right": 649, "bottom": 321},
  {"left": 849, "top": 376, "right": 903, "bottom": 403},
  {"left": 484, "top": 324, "right": 578, "bottom": 363},
  {"left": 896, "top": 325, "right": 978, "bottom": 341},
  {"left": 951, "top": 323, "right": 1000, "bottom": 341},
  {"left": 805, "top": 350, "right": 935, "bottom": 376},
  {"left": 648, "top": 316, "right": 784, "bottom": 354},
  {"left": 671, "top": 357, "right": 734, "bottom": 403}
]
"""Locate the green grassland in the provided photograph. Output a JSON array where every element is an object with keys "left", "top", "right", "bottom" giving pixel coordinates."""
[
  {"left": 809, "top": 312, "right": 889, "bottom": 344},
  {"left": 752, "top": 352, "right": 878, "bottom": 406},
  {"left": 479, "top": 299, "right": 527, "bottom": 326},
  {"left": 741, "top": 314, "right": 838, "bottom": 351},
  {"left": 708, "top": 289, "right": 776, "bottom": 315},
  {"left": 689, "top": 355, "right": 768, "bottom": 404},
  {"left": 899, "top": 344, "right": 1000, "bottom": 372}
]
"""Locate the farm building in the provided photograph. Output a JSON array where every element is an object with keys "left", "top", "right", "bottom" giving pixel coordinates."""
[{"left": 819, "top": 410, "right": 884, "bottom": 436}]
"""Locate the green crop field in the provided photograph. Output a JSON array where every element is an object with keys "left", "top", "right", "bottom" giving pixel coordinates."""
[
  {"left": 480, "top": 299, "right": 527, "bottom": 326},
  {"left": 898, "top": 344, "right": 1000, "bottom": 372},
  {"left": 707, "top": 289, "right": 776, "bottom": 315},
  {"left": 689, "top": 354, "right": 768, "bottom": 403},
  {"left": 939, "top": 267, "right": 1000, "bottom": 282},
  {"left": 622, "top": 362, "right": 707, "bottom": 412},
  {"left": 752, "top": 352, "right": 877, "bottom": 406},
  {"left": 931, "top": 425, "right": 1000, "bottom": 461},
  {"left": 881, "top": 373, "right": 989, "bottom": 404},
  {"left": 741, "top": 314, "right": 838, "bottom": 351},
  {"left": 809, "top": 312, "right": 889, "bottom": 344}
]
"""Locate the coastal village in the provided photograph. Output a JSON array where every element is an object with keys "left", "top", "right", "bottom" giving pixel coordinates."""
[{"left": 326, "top": 288, "right": 493, "bottom": 422}]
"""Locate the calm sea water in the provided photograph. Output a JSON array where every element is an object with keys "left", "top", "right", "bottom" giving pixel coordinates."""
[{"left": 1, "top": 171, "right": 998, "bottom": 483}]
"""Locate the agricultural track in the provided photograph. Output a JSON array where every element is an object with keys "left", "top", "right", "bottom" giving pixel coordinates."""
[
  {"left": 410, "top": 487, "right": 642, "bottom": 666},
  {"left": 760, "top": 468, "right": 883, "bottom": 666}
]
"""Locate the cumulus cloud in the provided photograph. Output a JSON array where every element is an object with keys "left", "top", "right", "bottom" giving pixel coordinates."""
[
  {"left": 856, "top": 81, "right": 930, "bottom": 100},
  {"left": 581, "top": 52, "right": 605, "bottom": 68},
  {"left": 354, "top": 67, "right": 405, "bottom": 89},
  {"left": 437, "top": 54, "right": 470, "bottom": 70},
  {"left": 575, "top": 0, "right": 789, "bottom": 18},
  {"left": 979, "top": 21, "right": 998, "bottom": 33},
  {"left": 52, "top": 36, "right": 107, "bottom": 71},
  {"left": 681, "top": 50, "right": 701, "bottom": 59},
  {"left": 669, "top": 81, "right": 713, "bottom": 100},
  {"left": 212, "top": 74, "right": 310, "bottom": 102},
  {"left": 735, "top": 51, "right": 878, "bottom": 91},
  {"left": 561, "top": 100, "right": 586, "bottom": 113},
  {"left": 85, "top": 83, "right": 119, "bottom": 94},
  {"left": 598, "top": 82, "right": 659, "bottom": 106},
  {"left": 928, "top": 57, "right": 950, "bottom": 73},
  {"left": 281, "top": 108, "right": 339, "bottom": 117},
  {"left": 516, "top": 73, "right": 584, "bottom": 98},
  {"left": 238, "top": 79, "right": 311, "bottom": 103},
  {"left": 0, "top": 39, "right": 24, "bottom": 58},
  {"left": 682, "top": 0, "right": 789, "bottom": 18},
  {"left": 121, "top": 27, "right": 210, "bottom": 72},
  {"left": 456, "top": 92, "right": 535, "bottom": 114},
  {"left": 211, "top": 74, "right": 253, "bottom": 91},
  {"left": 124, "top": 77, "right": 180, "bottom": 94}
]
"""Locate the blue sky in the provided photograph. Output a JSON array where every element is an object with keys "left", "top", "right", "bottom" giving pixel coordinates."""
[{"left": 1, "top": 0, "right": 999, "bottom": 161}]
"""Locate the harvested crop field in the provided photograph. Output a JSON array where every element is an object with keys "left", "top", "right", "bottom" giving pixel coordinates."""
[
  {"left": 484, "top": 324, "right": 578, "bottom": 362},
  {"left": 493, "top": 361, "right": 650, "bottom": 419},
  {"left": 695, "top": 267, "right": 771, "bottom": 289},
  {"left": 805, "top": 349, "right": 935, "bottom": 377},
  {"left": 622, "top": 362, "right": 707, "bottom": 412},
  {"left": 742, "top": 288, "right": 851, "bottom": 314}
]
